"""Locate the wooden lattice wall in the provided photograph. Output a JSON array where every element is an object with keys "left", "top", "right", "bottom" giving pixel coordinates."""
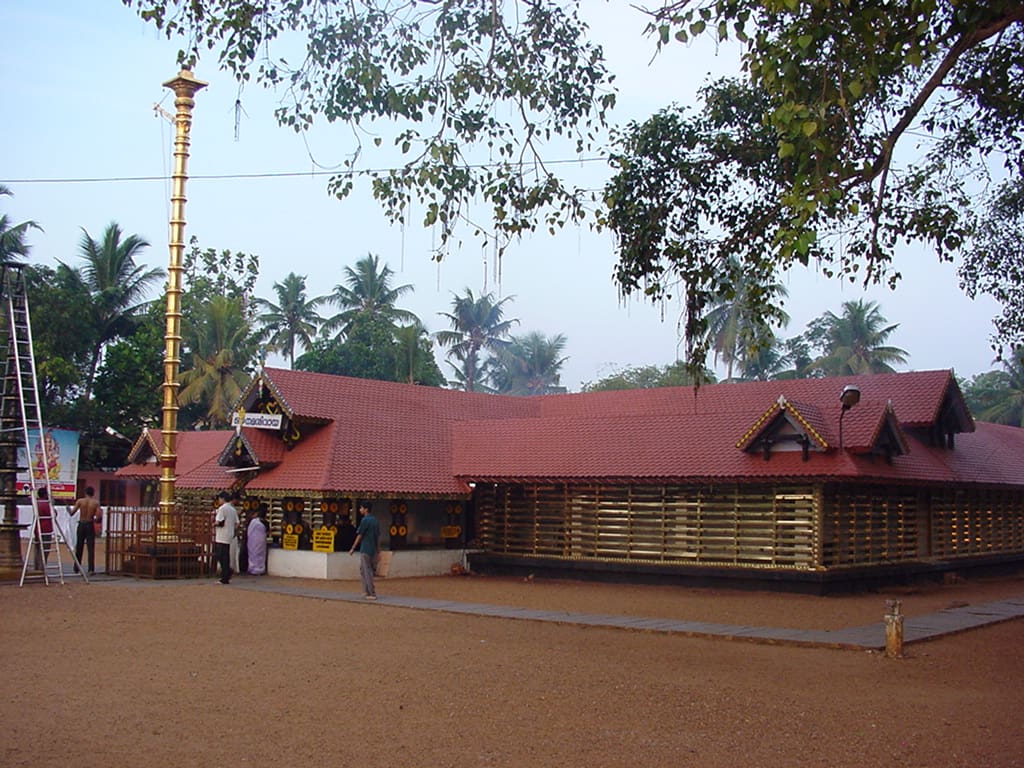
[
  {"left": 478, "top": 481, "right": 1024, "bottom": 573},
  {"left": 930, "top": 488, "right": 1024, "bottom": 557},
  {"left": 477, "top": 482, "right": 821, "bottom": 570}
]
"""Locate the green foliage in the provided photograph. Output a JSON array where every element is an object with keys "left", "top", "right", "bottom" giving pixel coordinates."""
[
  {"left": 295, "top": 312, "right": 398, "bottom": 381},
  {"left": 436, "top": 289, "right": 518, "bottom": 392},
  {"left": 92, "top": 304, "right": 165, "bottom": 433},
  {"left": 24, "top": 264, "right": 93, "bottom": 415},
  {"left": 960, "top": 349, "right": 1024, "bottom": 426},
  {"left": 179, "top": 295, "right": 259, "bottom": 427},
  {"left": 960, "top": 177, "right": 1024, "bottom": 356},
  {"left": 802, "top": 299, "right": 909, "bottom": 375},
  {"left": 603, "top": 82, "right": 795, "bottom": 379},
  {"left": 703, "top": 255, "right": 790, "bottom": 382},
  {"left": 624, "top": 0, "right": 1024, "bottom": 372},
  {"left": 124, "top": 0, "right": 615, "bottom": 256},
  {"left": 182, "top": 235, "right": 260, "bottom": 315},
  {"left": 65, "top": 222, "right": 164, "bottom": 402},
  {"left": 324, "top": 253, "right": 417, "bottom": 336},
  {"left": 490, "top": 331, "right": 568, "bottom": 395},
  {"left": 0, "top": 186, "right": 42, "bottom": 263},
  {"left": 583, "top": 360, "right": 715, "bottom": 391},
  {"left": 393, "top": 322, "right": 445, "bottom": 386},
  {"left": 253, "top": 272, "right": 327, "bottom": 366}
]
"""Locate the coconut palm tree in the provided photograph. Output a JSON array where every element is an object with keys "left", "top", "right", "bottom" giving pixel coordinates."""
[
  {"left": 323, "top": 253, "right": 417, "bottom": 336},
  {"left": 703, "top": 256, "right": 790, "bottom": 382},
  {"left": 436, "top": 289, "right": 517, "bottom": 392},
  {"left": 254, "top": 272, "right": 327, "bottom": 367},
  {"left": 65, "top": 222, "right": 164, "bottom": 402},
  {"left": 179, "top": 295, "right": 256, "bottom": 427},
  {"left": 806, "top": 299, "right": 909, "bottom": 376},
  {"left": 0, "top": 185, "right": 42, "bottom": 263},
  {"left": 491, "top": 332, "right": 568, "bottom": 395}
]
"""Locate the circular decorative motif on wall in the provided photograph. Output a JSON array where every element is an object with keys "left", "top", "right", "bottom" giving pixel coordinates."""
[
  {"left": 398, "top": 525, "right": 407, "bottom": 536},
  {"left": 389, "top": 525, "right": 398, "bottom": 536},
  {"left": 399, "top": 503, "right": 408, "bottom": 514},
  {"left": 285, "top": 524, "right": 294, "bottom": 534}
]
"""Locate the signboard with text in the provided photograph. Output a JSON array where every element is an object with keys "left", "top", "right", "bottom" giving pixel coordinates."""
[{"left": 230, "top": 412, "right": 283, "bottom": 430}]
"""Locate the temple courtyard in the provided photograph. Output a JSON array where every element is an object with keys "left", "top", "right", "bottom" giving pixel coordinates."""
[{"left": 2, "top": 570, "right": 1023, "bottom": 767}]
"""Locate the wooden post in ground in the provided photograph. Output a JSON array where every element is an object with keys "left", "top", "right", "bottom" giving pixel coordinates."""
[{"left": 885, "top": 599, "right": 904, "bottom": 659}]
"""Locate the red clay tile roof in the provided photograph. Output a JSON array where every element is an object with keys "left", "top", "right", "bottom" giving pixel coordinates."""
[
  {"left": 241, "top": 368, "right": 538, "bottom": 496},
  {"left": 451, "top": 370, "right": 1019, "bottom": 488},
  {"left": 115, "top": 430, "right": 236, "bottom": 490},
  {"left": 120, "top": 368, "right": 1019, "bottom": 495}
]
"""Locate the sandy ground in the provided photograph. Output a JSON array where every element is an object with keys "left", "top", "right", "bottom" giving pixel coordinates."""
[{"left": 2, "top": 562, "right": 1024, "bottom": 768}]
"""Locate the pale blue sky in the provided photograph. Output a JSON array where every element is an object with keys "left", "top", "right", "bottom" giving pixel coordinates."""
[{"left": 1, "top": 1, "right": 1003, "bottom": 390}]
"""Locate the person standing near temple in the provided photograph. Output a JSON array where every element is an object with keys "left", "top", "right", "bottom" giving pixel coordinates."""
[
  {"left": 349, "top": 501, "right": 380, "bottom": 600},
  {"left": 213, "top": 491, "right": 239, "bottom": 584},
  {"left": 72, "top": 486, "right": 102, "bottom": 574},
  {"left": 246, "top": 504, "right": 269, "bottom": 576}
]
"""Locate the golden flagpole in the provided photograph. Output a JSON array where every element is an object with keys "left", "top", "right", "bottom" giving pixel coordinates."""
[{"left": 159, "top": 70, "right": 206, "bottom": 535}]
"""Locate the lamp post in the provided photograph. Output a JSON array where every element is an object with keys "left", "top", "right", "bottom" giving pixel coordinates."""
[
  {"left": 838, "top": 384, "right": 861, "bottom": 450},
  {"left": 159, "top": 70, "right": 206, "bottom": 535}
]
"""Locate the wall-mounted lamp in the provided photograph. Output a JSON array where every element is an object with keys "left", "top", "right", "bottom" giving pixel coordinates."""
[
  {"left": 838, "top": 385, "right": 861, "bottom": 450},
  {"left": 105, "top": 426, "right": 132, "bottom": 443}
]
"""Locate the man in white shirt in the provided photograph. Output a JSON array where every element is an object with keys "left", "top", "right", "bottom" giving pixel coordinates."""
[{"left": 213, "top": 490, "right": 239, "bottom": 584}]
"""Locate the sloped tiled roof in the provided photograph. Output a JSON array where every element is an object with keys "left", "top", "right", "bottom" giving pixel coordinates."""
[
  {"left": 241, "top": 368, "right": 538, "bottom": 496},
  {"left": 115, "top": 430, "right": 236, "bottom": 490},
  {"left": 450, "top": 370, "right": 1018, "bottom": 488},
  {"left": 119, "top": 368, "right": 1022, "bottom": 495}
]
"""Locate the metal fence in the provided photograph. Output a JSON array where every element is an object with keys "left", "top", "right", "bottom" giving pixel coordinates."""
[{"left": 105, "top": 506, "right": 214, "bottom": 579}]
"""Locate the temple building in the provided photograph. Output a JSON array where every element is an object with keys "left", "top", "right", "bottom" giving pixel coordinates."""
[{"left": 114, "top": 367, "right": 1024, "bottom": 590}]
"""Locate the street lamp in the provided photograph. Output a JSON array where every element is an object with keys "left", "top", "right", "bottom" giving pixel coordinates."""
[{"left": 838, "top": 385, "right": 861, "bottom": 450}]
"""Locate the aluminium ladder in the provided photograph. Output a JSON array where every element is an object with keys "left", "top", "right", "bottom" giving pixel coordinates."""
[{"left": 0, "top": 264, "right": 87, "bottom": 585}]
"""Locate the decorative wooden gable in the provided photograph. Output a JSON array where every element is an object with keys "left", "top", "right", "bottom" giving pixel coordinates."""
[
  {"left": 124, "top": 426, "right": 162, "bottom": 465},
  {"left": 736, "top": 396, "right": 831, "bottom": 461},
  {"left": 840, "top": 400, "right": 911, "bottom": 462}
]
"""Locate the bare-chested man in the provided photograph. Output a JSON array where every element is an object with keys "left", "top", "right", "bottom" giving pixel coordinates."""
[{"left": 73, "top": 486, "right": 101, "bottom": 573}]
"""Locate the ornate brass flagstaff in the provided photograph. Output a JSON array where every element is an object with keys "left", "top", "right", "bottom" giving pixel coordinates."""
[{"left": 159, "top": 70, "right": 206, "bottom": 533}]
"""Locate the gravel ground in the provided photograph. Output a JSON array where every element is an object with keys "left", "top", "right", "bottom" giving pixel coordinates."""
[{"left": 2, "top": 570, "right": 1023, "bottom": 768}]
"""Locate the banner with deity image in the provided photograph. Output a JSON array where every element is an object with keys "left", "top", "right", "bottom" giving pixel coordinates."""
[{"left": 16, "top": 427, "right": 80, "bottom": 500}]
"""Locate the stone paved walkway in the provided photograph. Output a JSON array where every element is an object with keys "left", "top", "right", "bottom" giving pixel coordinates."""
[
  {"left": 11, "top": 568, "right": 1024, "bottom": 650},
  {"left": 227, "top": 579, "right": 1024, "bottom": 651}
]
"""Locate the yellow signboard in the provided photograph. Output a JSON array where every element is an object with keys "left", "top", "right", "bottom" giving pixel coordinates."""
[
  {"left": 282, "top": 533, "right": 299, "bottom": 551},
  {"left": 312, "top": 527, "right": 335, "bottom": 553}
]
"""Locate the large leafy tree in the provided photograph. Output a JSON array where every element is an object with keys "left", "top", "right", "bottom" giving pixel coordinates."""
[
  {"left": 254, "top": 272, "right": 327, "bottom": 367},
  {"left": 124, "top": 1, "right": 614, "bottom": 256},
  {"left": 296, "top": 312, "right": 398, "bottom": 381},
  {"left": 960, "top": 177, "right": 1024, "bottom": 351},
  {"left": 491, "top": 331, "right": 568, "bottom": 395},
  {"left": 0, "top": 186, "right": 42, "bottom": 263},
  {"left": 623, "top": 0, "right": 1024, "bottom": 362},
  {"left": 126, "top": 0, "right": 1024, "bottom": 371},
  {"left": 804, "top": 299, "right": 909, "bottom": 376},
  {"left": 324, "top": 253, "right": 417, "bottom": 336},
  {"left": 64, "top": 222, "right": 164, "bottom": 403},
  {"left": 25, "top": 264, "right": 96, "bottom": 423},
  {"left": 436, "top": 289, "right": 518, "bottom": 392},
  {"left": 393, "top": 322, "right": 445, "bottom": 386}
]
